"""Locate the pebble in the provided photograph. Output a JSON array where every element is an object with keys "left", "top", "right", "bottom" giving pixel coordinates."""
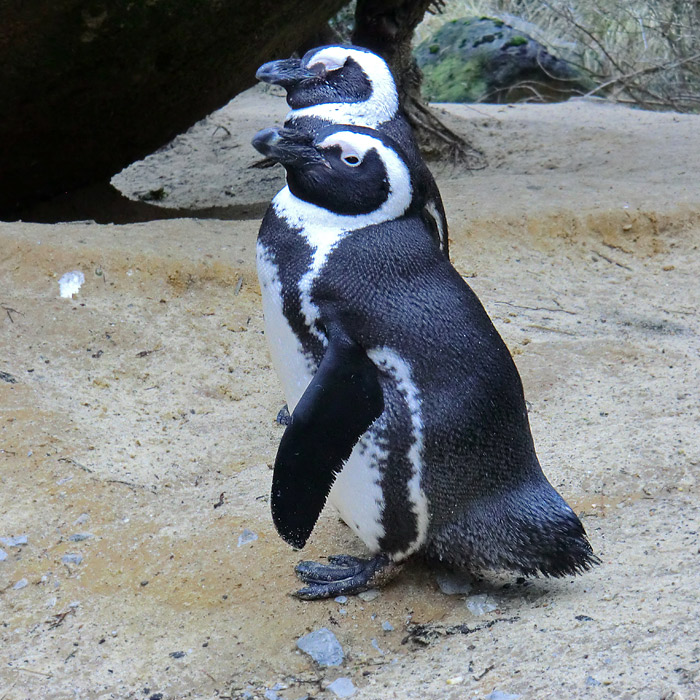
[
  {"left": 357, "top": 589, "right": 380, "bottom": 602},
  {"left": 1, "top": 535, "right": 28, "bottom": 547},
  {"left": 371, "top": 638, "right": 385, "bottom": 655},
  {"left": 296, "top": 627, "right": 344, "bottom": 667},
  {"left": 69, "top": 533, "right": 93, "bottom": 542},
  {"left": 237, "top": 529, "right": 258, "bottom": 547},
  {"left": 465, "top": 593, "right": 498, "bottom": 615},
  {"left": 586, "top": 676, "right": 602, "bottom": 687},
  {"left": 62, "top": 553, "right": 84, "bottom": 565},
  {"left": 334, "top": 596, "right": 348, "bottom": 604},
  {"left": 381, "top": 621, "right": 394, "bottom": 632},
  {"left": 327, "top": 677, "right": 355, "bottom": 698},
  {"left": 436, "top": 571, "right": 473, "bottom": 596},
  {"left": 13, "top": 578, "right": 29, "bottom": 590},
  {"left": 0, "top": 549, "right": 7, "bottom": 562},
  {"left": 485, "top": 691, "right": 520, "bottom": 700}
]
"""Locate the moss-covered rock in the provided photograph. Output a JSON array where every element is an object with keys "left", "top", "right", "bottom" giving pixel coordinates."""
[{"left": 415, "top": 17, "right": 594, "bottom": 104}]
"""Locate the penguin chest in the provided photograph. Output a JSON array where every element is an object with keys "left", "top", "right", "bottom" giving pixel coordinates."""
[{"left": 256, "top": 240, "right": 315, "bottom": 410}]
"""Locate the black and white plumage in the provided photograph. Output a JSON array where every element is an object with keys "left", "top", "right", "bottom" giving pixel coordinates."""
[
  {"left": 256, "top": 45, "right": 450, "bottom": 258},
  {"left": 252, "top": 124, "right": 597, "bottom": 599}
]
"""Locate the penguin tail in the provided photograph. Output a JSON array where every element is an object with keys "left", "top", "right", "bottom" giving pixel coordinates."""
[{"left": 428, "top": 478, "right": 600, "bottom": 578}]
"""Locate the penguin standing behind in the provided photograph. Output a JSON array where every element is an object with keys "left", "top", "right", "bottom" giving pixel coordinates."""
[
  {"left": 252, "top": 124, "right": 597, "bottom": 599},
  {"left": 256, "top": 45, "right": 451, "bottom": 258}
]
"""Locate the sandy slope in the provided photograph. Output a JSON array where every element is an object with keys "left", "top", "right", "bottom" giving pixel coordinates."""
[{"left": 1, "top": 89, "right": 699, "bottom": 699}]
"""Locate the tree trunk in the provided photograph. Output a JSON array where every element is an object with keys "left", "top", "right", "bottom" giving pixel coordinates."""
[{"left": 352, "top": 0, "right": 485, "bottom": 166}]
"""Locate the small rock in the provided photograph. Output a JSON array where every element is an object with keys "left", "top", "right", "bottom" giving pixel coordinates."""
[
  {"left": 264, "top": 691, "right": 278, "bottom": 700},
  {"left": 13, "top": 578, "right": 29, "bottom": 590},
  {"left": 0, "top": 548, "right": 7, "bottom": 562},
  {"left": 68, "top": 533, "right": 93, "bottom": 542},
  {"left": 169, "top": 651, "right": 186, "bottom": 659},
  {"left": 1, "top": 535, "right": 28, "bottom": 547},
  {"left": 237, "top": 528, "right": 258, "bottom": 547},
  {"left": 59, "top": 270, "right": 85, "bottom": 299},
  {"left": 296, "top": 627, "right": 344, "bottom": 666},
  {"left": 371, "top": 638, "right": 385, "bottom": 655},
  {"left": 466, "top": 593, "right": 498, "bottom": 616},
  {"left": 586, "top": 676, "right": 602, "bottom": 687},
  {"left": 338, "top": 608, "right": 348, "bottom": 615},
  {"left": 485, "top": 691, "right": 521, "bottom": 700},
  {"left": 436, "top": 570, "right": 473, "bottom": 595},
  {"left": 62, "top": 553, "right": 83, "bottom": 565},
  {"left": 327, "top": 677, "right": 355, "bottom": 698},
  {"left": 446, "top": 676, "right": 464, "bottom": 685},
  {"left": 334, "top": 596, "right": 348, "bottom": 604},
  {"left": 357, "top": 589, "right": 380, "bottom": 602},
  {"left": 381, "top": 621, "right": 394, "bottom": 632}
]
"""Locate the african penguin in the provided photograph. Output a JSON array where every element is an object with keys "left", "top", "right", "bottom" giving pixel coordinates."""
[
  {"left": 252, "top": 124, "right": 597, "bottom": 599},
  {"left": 256, "top": 44, "right": 450, "bottom": 258}
]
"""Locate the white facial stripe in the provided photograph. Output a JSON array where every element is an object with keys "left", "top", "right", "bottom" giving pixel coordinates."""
[
  {"left": 290, "top": 48, "right": 399, "bottom": 128},
  {"left": 368, "top": 348, "right": 430, "bottom": 559}
]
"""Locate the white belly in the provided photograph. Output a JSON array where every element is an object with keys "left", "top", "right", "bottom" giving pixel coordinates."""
[
  {"left": 328, "top": 430, "right": 386, "bottom": 553},
  {"left": 256, "top": 242, "right": 314, "bottom": 410}
]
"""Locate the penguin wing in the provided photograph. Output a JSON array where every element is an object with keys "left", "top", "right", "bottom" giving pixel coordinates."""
[{"left": 271, "top": 322, "right": 384, "bottom": 549}]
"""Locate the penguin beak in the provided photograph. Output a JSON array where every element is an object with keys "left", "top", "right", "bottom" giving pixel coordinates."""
[
  {"left": 256, "top": 59, "right": 316, "bottom": 87},
  {"left": 252, "top": 127, "right": 325, "bottom": 167}
]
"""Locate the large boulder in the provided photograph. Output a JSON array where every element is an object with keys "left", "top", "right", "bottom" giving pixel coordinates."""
[
  {"left": 415, "top": 17, "right": 593, "bottom": 104},
  {"left": 0, "top": 0, "right": 346, "bottom": 216}
]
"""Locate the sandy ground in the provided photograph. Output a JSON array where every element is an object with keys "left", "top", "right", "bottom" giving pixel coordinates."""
[{"left": 1, "top": 88, "right": 699, "bottom": 700}]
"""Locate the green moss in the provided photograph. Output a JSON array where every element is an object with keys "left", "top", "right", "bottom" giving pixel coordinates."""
[
  {"left": 429, "top": 44, "right": 440, "bottom": 54},
  {"left": 421, "top": 54, "right": 487, "bottom": 103},
  {"left": 504, "top": 35, "right": 528, "bottom": 48}
]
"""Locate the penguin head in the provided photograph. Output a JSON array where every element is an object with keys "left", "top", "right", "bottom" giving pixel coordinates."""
[
  {"left": 252, "top": 125, "right": 413, "bottom": 222},
  {"left": 256, "top": 46, "right": 399, "bottom": 127}
]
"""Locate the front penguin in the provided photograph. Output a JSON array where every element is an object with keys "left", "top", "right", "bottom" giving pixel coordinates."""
[{"left": 253, "top": 124, "right": 597, "bottom": 599}]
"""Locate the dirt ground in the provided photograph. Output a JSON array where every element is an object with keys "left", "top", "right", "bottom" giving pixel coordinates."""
[{"left": 1, "top": 88, "right": 699, "bottom": 700}]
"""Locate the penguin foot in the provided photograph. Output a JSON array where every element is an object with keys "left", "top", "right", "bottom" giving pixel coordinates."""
[
  {"left": 293, "top": 554, "right": 400, "bottom": 600},
  {"left": 276, "top": 404, "right": 292, "bottom": 426}
]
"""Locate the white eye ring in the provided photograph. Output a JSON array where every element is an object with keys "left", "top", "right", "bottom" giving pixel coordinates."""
[{"left": 342, "top": 154, "right": 362, "bottom": 167}]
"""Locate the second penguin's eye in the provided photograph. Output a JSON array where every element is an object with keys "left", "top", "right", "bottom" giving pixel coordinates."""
[{"left": 342, "top": 155, "right": 361, "bottom": 166}]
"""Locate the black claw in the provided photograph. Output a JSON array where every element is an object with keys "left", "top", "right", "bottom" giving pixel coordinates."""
[{"left": 291, "top": 554, "right": 399, "bottom": 600}]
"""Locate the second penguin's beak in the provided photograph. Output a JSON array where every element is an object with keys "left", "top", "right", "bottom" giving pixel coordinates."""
[
  {"left": 251, "top": 128, "right": 325, "bottom": 168},
  {"left": 256, "top": 58, "right": 316, "bottom": 87}
]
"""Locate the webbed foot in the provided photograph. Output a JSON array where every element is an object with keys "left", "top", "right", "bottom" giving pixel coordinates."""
[{"left": 293, "top": 554, "right": 401, "bottom": 600}]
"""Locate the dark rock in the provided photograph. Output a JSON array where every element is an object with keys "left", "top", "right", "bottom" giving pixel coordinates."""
[
  {"left": 414, "top": 17, "right": 594, "bottom": 103},
  {"left": 0, "top": 0, "right": 347, "bottom": 216}
]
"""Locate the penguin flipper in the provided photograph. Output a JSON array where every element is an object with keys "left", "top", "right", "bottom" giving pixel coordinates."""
[{"left": 271, "top": 326, "right": 384, "bottom": 550}]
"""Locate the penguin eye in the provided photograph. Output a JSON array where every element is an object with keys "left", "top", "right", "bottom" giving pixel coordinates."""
[{"left": 342, "top": 154, "right": 361, "bottom": 167}]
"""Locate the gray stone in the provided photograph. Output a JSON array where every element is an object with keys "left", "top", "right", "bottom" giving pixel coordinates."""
[
  {"left": 485, "top": 691, "right": 521, "bottom": 700},
  {"left": 465, "top": 593, "right": 498, "bottom": 615},
  {"left": 1, "top": 535, "right": 28, "bottom": 547},
  {"left": 13, "top": 578, "right": 29, "bottom": 590},
  {"left": 436, "top": 570, "right": 473, "bottom": 595},
  {"left": 68, "top": 533, "right": 93, "bottom": 542},
  {"left": 62, "top": 553, "right": 84, "bottom": 565},
  {"left": 357, "top": 589, "right": 380, "bottom": 602},
  {"left": 237, "top": 529, "right": 258, "bottom": 547},
  {"left": 0, "top": 548, "right": 7, "bottom": 562},
  {"left": 381, "top": 621, "right": 394, "bottom": 632},
  {"left": 327, "top": 677, "right": 355, "bottom": 698},
  {"left": 296, "top": 627, "right": 344, "bottom": 667}
]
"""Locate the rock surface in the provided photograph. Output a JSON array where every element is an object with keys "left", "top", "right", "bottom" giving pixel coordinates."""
[
  {"left": 415, "top": 17, "right": 592, "bottom": 103},
  {"left": 0, "top": 0, "right": 346, "bottom": 215}
]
